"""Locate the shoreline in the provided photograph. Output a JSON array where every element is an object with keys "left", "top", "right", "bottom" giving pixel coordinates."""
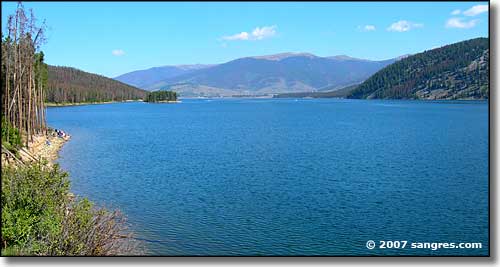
[
  {"left": 144, "top": 100, "right": 181, "bottom": 103},
  {"left": 23, "top": 130, "right": 70, "bottom": 164},
  {"left": 45, "top": 99, "right": 143, "bottom": 107},
  {"left": 45, "top": 97, "right": 488, "bottom": 104},
  {"left": 272, "top": 97, "right": 489, "bottom": 102}
]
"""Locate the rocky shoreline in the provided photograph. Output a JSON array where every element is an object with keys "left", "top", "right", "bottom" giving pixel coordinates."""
[{"left": 23, "top": 130, "right": 70, "bottom": 164}]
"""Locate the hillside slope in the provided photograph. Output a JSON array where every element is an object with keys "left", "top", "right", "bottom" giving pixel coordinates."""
[
  {"left": 114, "top": 64, "right": 214, "bottom": 88},
  {"left": 115, "top": 53, "right": 399, "bottom": 96},
  {"left": 348, "top": 38, "right": 489, "bottom": 100},
  {"left": 47, "top": 66, "right": 147, "bottom": 103},
  {"left": 153, "top": 54, "right": 397, "bottom": 95}
]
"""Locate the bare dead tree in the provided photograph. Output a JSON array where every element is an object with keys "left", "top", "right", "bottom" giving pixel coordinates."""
[{"left": 2, "top": 2, "right": 47, "bottom": 146}]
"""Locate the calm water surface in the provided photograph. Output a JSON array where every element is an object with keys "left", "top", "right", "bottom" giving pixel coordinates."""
[{"left": 47, "top": 98, "right": 488, "bottom": 255}]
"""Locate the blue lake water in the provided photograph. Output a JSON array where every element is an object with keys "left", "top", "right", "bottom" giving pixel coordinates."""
[{"left": 47, "top": 98, "right": 488, "bottom": 256}]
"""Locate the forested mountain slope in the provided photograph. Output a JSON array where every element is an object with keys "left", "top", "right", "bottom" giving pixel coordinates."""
[
  {"left": 47, "top": 66, "right": 147, "bottom": 103},
  {"left": 348, "top": 38, "right": 489, "bottom": 100}
]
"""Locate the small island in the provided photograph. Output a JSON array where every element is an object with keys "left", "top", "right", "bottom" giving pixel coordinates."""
[{"left": 144, "top": 90, "right": 179, "bottom": 103}]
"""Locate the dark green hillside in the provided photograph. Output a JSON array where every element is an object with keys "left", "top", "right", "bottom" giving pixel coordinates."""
[
  {"left": 348, "top": 38, "right": 489, "bottom": 100},
  {"left": 47, "top": 66, "right": 147, "bottom": 104}
]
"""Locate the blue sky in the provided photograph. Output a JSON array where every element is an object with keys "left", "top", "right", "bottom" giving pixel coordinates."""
[{"left": 1, "top": 1, "right": 489, "bottom": 77}]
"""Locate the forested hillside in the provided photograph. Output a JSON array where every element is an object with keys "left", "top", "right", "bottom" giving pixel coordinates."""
[
  {"left": 348, "top": 38, "right": 489, "bottom": 100},
  {"left": 47, "top": 66, "right": 147, "bottom": 103}
]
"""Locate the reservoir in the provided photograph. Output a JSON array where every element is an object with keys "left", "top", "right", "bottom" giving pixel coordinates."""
[{"left": 47, "top": 98, "right": 489, "bottom": 255}]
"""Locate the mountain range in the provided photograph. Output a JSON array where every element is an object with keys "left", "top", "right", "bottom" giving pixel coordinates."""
[
  {"left": 114, "top": 53, "right": 404, "bottom": 97},
  {"left": 272, "top": 38, "right": 489, "bottom": 100},
  {"left": 44, "top": 38, "right": 487, "bottom": 103},
  {"left": 114, "top": 64, "right": 214, "bottom": 89}
]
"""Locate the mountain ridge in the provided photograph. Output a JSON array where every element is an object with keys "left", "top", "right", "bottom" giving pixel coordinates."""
[
  {"left": 113, "top": 64, "right": 214, "bottom": 88},
  {"left": 114, "top": 53, "right": 401, "bottom": 96}
]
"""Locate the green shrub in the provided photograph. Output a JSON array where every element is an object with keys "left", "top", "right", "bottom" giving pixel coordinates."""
[
  {"left": 1, "top": 161, "right": 140, "bottom": 255},
  {"left": 1, "top": 117, "right": 22, "bottom": 152}
]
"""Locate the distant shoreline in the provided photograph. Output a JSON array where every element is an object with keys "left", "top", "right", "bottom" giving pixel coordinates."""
[
  {"left": 273, "top": 96, "right": 488, "bottom": 101},
  {"left": 45, "top": 99, "right": 143, "bottom": 107},
  {"left": 145, "top": 100, "right": 181, "bottom": 103},
  {"left": 44, "top": 97, "right": 489, "bottom": 106}
]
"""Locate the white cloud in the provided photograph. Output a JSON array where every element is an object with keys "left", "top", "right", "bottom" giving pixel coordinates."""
[
  {"left": 222, "top": 25, "right": 277, "bottom": 41},
  {"left": 451, "top": 9, "right": 461, "bottom": 15},
  {"left": 445, "top": 17, "right": 479, "bottom": 29},
  {"left": 463, "top": 4, "right": 488, "bottom": 16},
  {"left": 387, "top": 20, "right": 423, "bottom": 32},
  {"left": 222, "top": 32, "right": 249, "bottom": 41},
  {"left": 251, "top": 25, "right": 277, "bottom": 40},
  {"left": 364, "top": 25, "right": 376, "bottom": 31},
  {"left": 358, "top": 25, "right": 376, "bottom": 32},
  {"left": 111, "top": 49, "right": 125, "bottom": 56}
]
